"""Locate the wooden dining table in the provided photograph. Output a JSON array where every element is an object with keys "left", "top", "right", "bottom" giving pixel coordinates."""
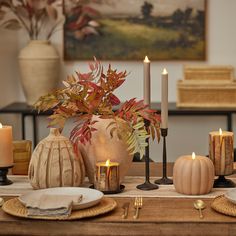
[
  {"left": 1, "top": 163, "right": 236, "bottom": 236},
  {"left": 0, "top": 196, "right": 236, "bottom": 236},
  {"left": 0, "top": 177, "right": 236, "bottom": 236}
]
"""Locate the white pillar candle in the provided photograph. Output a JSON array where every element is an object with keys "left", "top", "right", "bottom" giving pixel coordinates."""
[
  {"left": 143, "top": 56, "right": 151, "bottom": 107},
  {"left": 209, "top": 128, "right": 234, "bottom": 176},
  {"left": 161, "top": 68, "right": 168, "bottom": 128},
  {"left": 0, "top": 123, "right": 13, "bottom": 167}
]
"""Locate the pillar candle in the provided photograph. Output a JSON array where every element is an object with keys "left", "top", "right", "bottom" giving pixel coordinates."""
[
  {"left": 0, "top": 123, "right": 14, "bottom": 167},
  {"left": 143, "top": 56, "right": 150, "bottom": 107},
  {"left": 161, "top": 68, "right": 168, "bottom": 128},
  {"left": 209, "top": 128, "right": 234, "bottom": 176},
  {"left": 94, "top": 159, "right": 120, "bottom": 192}
]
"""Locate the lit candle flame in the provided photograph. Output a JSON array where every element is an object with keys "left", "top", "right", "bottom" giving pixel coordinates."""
[
  {"left": 105, "top": 159, "right": 110, "bottom": 166},
  {"left": 0, "top": 123, "right": 2, "bottom": 129},
  {"left": 162, "top": 68, "right": 168, "bottom": 75},
  {"left": 144, "top": 56, "right": 150, "bottom": 63},
  {"left": 192, "top": 152, "right": 196, "bottom": 160},
  {"left": 219, "top": 128, "right": 222, "bottom": 135}
]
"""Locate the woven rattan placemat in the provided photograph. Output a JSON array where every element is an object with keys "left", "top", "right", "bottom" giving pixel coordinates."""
[
  {"left": 211, "top": 195, "right": 236, "bottom": 217},
  {"left": 2, "top": 197, "right": 116, "bottom": 220}
]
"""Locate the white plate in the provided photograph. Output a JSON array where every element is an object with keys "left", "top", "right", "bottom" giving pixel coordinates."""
[
  {"left": 19, "top": 187, "right": 104, "bottom": 210},
  {"left": 225, "top": 189, "right": 236, "bottom": 204}
]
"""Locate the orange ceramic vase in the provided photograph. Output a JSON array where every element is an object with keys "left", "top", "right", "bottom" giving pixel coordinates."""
[{"left": 78, "top": 116, "right": 133, "bottom": 184}]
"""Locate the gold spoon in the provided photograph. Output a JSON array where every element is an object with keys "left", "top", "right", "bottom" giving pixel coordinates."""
[{"left": 193, "top": 199, "right": 206, "bottom": 219}]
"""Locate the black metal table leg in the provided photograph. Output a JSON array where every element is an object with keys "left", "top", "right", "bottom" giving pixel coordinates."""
[
  {"left": 227, "top": 114, "right": 232, "bottom": 131},
  {"left": 21, "top": 114, "right": 26, "bottom": 140},
  {"left": 32, "top": 115, "right": 37, "bottom": 147}
]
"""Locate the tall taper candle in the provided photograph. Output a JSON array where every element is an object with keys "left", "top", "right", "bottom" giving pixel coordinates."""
[
  {"left": 161, "top": 68, "right": 168, "bottom": 128},
  {"left": 143, "top": 56, "right": 151, "bottom": 106}
]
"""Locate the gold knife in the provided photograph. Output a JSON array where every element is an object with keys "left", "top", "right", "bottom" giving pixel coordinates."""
[{"left": 122, "top": 202, "right": 130, "bottom": 219}]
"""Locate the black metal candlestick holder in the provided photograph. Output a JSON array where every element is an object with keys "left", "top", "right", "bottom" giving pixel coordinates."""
[
  {"left": 136, "top": 120, "right": 158, "bottom": 191},
  {"left": 155, "top": 128, "right": 173, "bottom": 185},
  {"left": 0, "top": 166, "right": 13, "bottom": 186},
  {"left": 213, "top": 175, "right": 236, "bottom": 188}
]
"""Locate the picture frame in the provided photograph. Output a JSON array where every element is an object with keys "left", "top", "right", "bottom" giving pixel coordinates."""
[{"left": 63, "top": 0, "right": 206, "bottom": 61}]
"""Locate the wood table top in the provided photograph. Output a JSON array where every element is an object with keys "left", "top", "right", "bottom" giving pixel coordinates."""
[
  {"left": 1, "top": 174, "right": 236, "bottom": 236},
  {"left": 0, "top": 196, "right": 236, "bottom": 236}
]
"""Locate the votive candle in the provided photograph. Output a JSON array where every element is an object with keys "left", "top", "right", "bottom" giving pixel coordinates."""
[{"left": 94, "top": 159, "right": 120, "bottom": 192}]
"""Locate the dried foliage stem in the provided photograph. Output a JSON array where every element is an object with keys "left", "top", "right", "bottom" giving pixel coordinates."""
[
  {"left": 0, "top": 0, "right": 63, "bottom": 40},
  {"left": 47, "top": 18, "right": 64, "bottom": 40},
  {"left": 11, "top": 7, "right": 31, "bottom": 36}
]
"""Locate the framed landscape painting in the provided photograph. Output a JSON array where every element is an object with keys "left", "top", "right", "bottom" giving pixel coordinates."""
[{"left": 63, "top": 0, "right": 206, "bottom": 61}]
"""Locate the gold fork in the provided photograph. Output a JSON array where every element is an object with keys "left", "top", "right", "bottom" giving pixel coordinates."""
[{"left": 133, "top": 196, "right": 143, "bottom": 219}]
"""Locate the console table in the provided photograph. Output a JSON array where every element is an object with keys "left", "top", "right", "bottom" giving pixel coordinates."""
[{"left": 0, "top": 102, "right": 236, "bottom": 146}]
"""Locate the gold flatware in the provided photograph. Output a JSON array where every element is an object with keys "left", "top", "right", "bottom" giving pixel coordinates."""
[
  {"left": 121, "top": 202, "right": 130, "bottom": 219},
  {"left": 133, "top": 196, "right": 143, "bottom": 219},
  {"left": 194, "top": 199, "right": 206, "bottom": 219}
]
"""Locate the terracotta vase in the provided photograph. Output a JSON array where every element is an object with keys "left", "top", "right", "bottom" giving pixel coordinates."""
[
  {"left": 18, "top": 40, "right": 60, "bottom": 105},
  {"left": 78, "top": 117, "right": 133, "bottom": 184}
]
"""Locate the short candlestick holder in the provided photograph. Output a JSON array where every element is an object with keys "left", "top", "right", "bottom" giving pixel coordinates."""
[
  {"left": 213, "top": 175, "right": 236, "bottom": 188},
  {"left": 0, "top": 166, "right": 13, "bottom": 186},
  {"left": 136, "top": 120, "right": 158, "bottom": 191},
  {"left": 155, "top": 128, "right": 173, "bottom": 185}
]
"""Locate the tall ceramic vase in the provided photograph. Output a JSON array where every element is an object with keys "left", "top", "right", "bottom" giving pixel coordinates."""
[{"left": 18, "top": 40, "right": 60, "bottom": 105}]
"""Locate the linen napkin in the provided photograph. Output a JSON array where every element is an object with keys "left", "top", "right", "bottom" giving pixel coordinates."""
[{"left": 26, "top": 194, "right": 83, "bottom": 217}]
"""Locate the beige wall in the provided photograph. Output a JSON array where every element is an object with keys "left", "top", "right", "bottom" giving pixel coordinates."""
[{"left": 0, "top": 0, "right": 236, "bottom": 161}]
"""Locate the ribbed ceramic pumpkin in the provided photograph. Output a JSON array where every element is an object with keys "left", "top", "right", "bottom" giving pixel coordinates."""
[
  {"left": 173, "top": 155, "right": 215, "bottom": 195},
  {"left": 28, "top": 128, "right": 85, "bottom": 189}
]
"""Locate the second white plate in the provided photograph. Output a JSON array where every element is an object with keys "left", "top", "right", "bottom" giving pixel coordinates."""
[{"left": 225, "top": 189, "right": 236, "bottom": 204}]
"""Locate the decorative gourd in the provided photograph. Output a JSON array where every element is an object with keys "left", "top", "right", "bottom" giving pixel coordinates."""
[
  {"left": 79, "top": 116, "right": 133, "bottom": 184},
  {"left": 173, "top": 154, "right": 215, "bottom": 195},
  {"left": 28, "top": 128, "right": 85, "bottom": 189}
]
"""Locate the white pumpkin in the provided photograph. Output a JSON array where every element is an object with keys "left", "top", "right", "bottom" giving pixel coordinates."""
[{"left": 28, "top": 128, "right": 85, "bottom": 189}]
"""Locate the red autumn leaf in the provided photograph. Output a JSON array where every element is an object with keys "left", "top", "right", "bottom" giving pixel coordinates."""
[
  {"left": 79, "top": 80, "right": 100, "bottom": 90},
  {"left": 109, "top": 94, "right": 120, "bottom": 106},
  {"left": 115, "top": 79, "right": 125, "bottom": 88}
]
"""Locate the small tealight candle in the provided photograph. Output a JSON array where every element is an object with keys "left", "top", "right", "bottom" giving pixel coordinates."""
[
  {"left": 94, "top": 159, "right": 120, "bottom": 192},
  {"left": 0, "top": 123, "right": 13, "bottom": 167},
  {"left": 209, "top": 128, "right": 234, "bottom": 176}
]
